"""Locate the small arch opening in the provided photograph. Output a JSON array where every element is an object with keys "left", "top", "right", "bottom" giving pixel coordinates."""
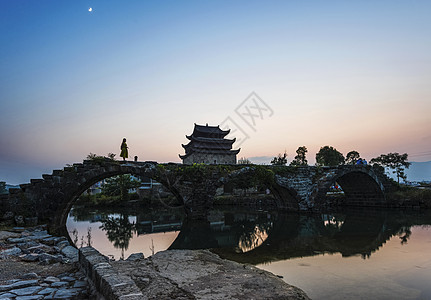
[
  {"left": 66, "top": 173, "right": 183, "bottom": 260},
  {"left": 324, "top": 171, "right": 385, "bottom": 208}
]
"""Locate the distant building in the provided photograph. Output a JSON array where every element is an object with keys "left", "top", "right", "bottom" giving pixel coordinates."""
[{"left": 179, "top": 123, "right": 240, "bottom": 164}]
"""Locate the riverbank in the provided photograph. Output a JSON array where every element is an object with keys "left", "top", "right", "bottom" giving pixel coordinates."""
[
  {"left": 1, "top": 226, "right": 310, "bottom": 299},
  {"left": 386, "top": 186, "right": 431, "bottom": 209},
  {"left": 80, "top": 246, "right": 310, "bottom": 299}
]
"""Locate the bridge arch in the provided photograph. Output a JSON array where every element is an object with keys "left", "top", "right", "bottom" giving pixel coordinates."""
[
  {"left": 315, "top": 166, "right": 386, "bottom": 208},
  {"left": 269, "top": 184, "right": 300, "bottom": 210},
  {"left": 24, "top": 161, "right": 182, "bottom": 236}
]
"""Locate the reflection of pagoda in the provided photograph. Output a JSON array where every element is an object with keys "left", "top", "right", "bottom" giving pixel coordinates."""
[{"left": 179, "top": 123, "right": 240, "bottom": 164}]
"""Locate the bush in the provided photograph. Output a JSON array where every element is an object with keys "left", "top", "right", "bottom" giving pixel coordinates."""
[{"left": 389, "top": 187, "right": 431, "bottom": 208}]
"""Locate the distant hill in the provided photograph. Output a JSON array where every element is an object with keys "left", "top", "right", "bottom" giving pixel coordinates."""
[
  {"left": 6, "top": 184, "right": 19, "bottom": 190},
  {"left": 404, "top": 161, "right": 431, "bottom": 182}
]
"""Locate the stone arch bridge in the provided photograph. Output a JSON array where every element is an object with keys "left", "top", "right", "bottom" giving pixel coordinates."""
[{"left": 1, "top": 159, "right": 395, "bottom": 235}]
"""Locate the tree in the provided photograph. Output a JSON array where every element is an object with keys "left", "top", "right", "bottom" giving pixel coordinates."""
[
  {"left": 370, "top": 152, "right": 411, "bottom": 184},
  {"left": 345, "top": 151, "right": 360, "bottom": 165},
  {"left": 290, "top": 146, "right": 308, "bottom": 166},
  {"left": 271, "top": 151, "right": 287, "bottom": 166},
  {"left": 238, "top": 157, "right": 252, "bottom": 164},
  {"left": 0, "top": 181, "right": 7, "bottom": 194},
  {"left": 315, "top": 146, "right": 345, "bottom": 166},
  {"left": 101, "top": 174, "right": 142, "bottom": 201}
]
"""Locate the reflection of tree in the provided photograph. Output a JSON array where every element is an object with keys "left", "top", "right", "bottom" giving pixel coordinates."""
[
  {"left": 100, "top": 214, "right": 135, "bottom": 259},
  {"left": 233, "top": 216, "right": 273, "bottom": 253},
  {"left": 322, "top": 214, "right": 345, "bottom": 234},
  {"left": 238, "top": 224, "right": 270, "bottom": 253},
  {"left": 397, "top": 226, "right": 412, "bottom": 245}
]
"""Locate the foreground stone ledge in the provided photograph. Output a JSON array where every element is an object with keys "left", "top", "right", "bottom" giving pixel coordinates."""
[
  {"left": 121, "top": 249, "right": 310, "bottom": 300},
  {"left": 80, "top": 247, "right": 310, "bottom": 299},
  {"left": 79, "top": 247, "right": 144, "bottom": 300}
]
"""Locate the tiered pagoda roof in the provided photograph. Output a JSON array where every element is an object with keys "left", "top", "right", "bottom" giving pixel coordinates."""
[{"left": 179, "top": 123, "right": 240, "bottom": 160}]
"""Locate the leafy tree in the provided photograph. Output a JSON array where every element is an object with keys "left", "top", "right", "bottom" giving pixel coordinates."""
[
  {"left": 101, "top": 174, "right": 142, "bottom": 201},
  {"left": 230, "top": 166, "right": 274, "bottom": 196},
  {"left": 0, "top": 181, "right": 7, "bottom": 194},
  {"left": 345, "top": 151, "right": 360, "bottom": 165},
  {"left": 271, "top": 151, "right": 287, "bottom": 166},
  {"left": 238, "top": 157, "right": 252, "bottom": 164},
  {"left": 290, "top": 146, "right": 308, "bottom": 166},
  {"left": 315, "top": 146, "right": 345, "bottom": 166},
  {"left": 370, "top": 152, "right": 411, "bottom": 184}
]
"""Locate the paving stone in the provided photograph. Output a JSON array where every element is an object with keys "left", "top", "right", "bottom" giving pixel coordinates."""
[
  {"left": 20, "top": 273, "right": 39, "bottom": 280},
  {"left": 21, "top": 254, "right": 39, "bottom": 262},
  {"left": 16, "top": 241, "right": 39, "bottom": 250},
  {"left": 0, "top": 231, "right": 20, "bottom": 240},
  {"left": 60, "top": 246, "right": 78, "bottom": 260},
  {"left": 7, "top": 237, "right": 29, "bottom": 244},
  {"left": 56, "top": 241, "right": 69, "bottom": 250},
  {"left": 52, "top": 288, "right": 80, "bottom": 299},
  {"left": 43, "top": 277, "right": 60, "bottom": 284},
  {"left": 32, "top": 230, "right": 49, "bottom": 237},
  {"left": 50, "top": 281, "right": 68, "bottom": 288},
  {"left": 0, "top": 280, "right": 39, "bottom": 292},
  {"left": 38, "top": 253, "right": 63, "bottom": 264},
  {"left": 40, "top": 237, "right": 57, "bottom": 246},
  {"left": 15, "top": 295, "right": 44, "bottom": 300},
  {"left": 0, "top": 293, "right": 16, "bottom": 299},
  {"left": 1, "top": 246, "right": 22, "bottom": 257},
  {"left": 59, "top": 276, "right": 75, "bottom": 282},
  {"left": 28, "top": 234, "right": 52, "bottom": 241},
  {"left": 27, "top": 244, "right": 55, "bottom": 254},
  {"left": 73, "top": 281, "right": 87, "bottom": 288},
  {"left": 37, "top": 287, "right": 57, "bottom": 295},
  {"left": 74, "top": 271, "right": 84, "bottom": 278},
  {"left": 8, "top": 286, "right": 42, "bottom": 296},
  {"left": 53, "top": 237, "right": 67, "bottom": 245}
]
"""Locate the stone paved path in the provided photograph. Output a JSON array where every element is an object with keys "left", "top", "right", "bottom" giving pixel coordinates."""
[
  {"left": 0, "top": 227, "right": 90, "bottom": 299},
  {"left": 0, "top": 271, "right": 89, "bottom": 299}
]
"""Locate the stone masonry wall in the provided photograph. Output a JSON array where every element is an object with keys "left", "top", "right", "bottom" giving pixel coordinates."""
[
  {"left": 183, "top": 153, "right": 236, "bottom": 164},
  {"left": 79, "top": 247, "right": 143, "bottom": 300}
]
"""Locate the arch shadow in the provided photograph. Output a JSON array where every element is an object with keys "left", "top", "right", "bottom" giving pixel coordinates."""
[{"left": 316, "top": 167, "right": 386, "bottom": 208}]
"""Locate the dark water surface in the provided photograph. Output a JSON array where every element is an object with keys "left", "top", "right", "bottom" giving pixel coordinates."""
[{"left": 67, "top": 206, "right": 431, "bottom": 300}]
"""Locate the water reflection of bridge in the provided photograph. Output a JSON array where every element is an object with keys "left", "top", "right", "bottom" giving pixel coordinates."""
[
  {"left": 74, "top": 206, "right": 431, "bottom": 265},
  {"left": 168, "top": 209, "right": 431, "bottom": 265}
]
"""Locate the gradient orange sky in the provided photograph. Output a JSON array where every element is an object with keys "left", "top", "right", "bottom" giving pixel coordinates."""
[{"left": 1, "top": 1, "right": 430, "bottom": 184}]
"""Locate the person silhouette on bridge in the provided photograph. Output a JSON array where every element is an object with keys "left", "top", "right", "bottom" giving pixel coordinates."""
[{"left": 120, "top": 138, "right": 128, "bottom": 161}]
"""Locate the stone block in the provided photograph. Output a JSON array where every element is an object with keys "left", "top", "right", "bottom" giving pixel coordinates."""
[{"left": 61, "top": 246, "right": 78, "bottom": 261}]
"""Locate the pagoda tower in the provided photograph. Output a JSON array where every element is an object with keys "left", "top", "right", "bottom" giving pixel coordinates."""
[{"left": 179, "top": 123, "right": 240, "bottom": 164}]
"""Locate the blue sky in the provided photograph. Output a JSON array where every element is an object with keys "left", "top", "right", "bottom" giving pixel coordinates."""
[{"left": 1, "top": 0, "right": 431, "bottom": 184}]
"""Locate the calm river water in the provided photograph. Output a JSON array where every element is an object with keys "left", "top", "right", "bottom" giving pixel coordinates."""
[{"left": 67, "top": 206, "right": 431, "bottom": 300}]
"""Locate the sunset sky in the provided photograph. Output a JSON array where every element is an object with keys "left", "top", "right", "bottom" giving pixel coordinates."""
[{"left": 1, "top": 0, "right": 431, "bottom": 184}]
